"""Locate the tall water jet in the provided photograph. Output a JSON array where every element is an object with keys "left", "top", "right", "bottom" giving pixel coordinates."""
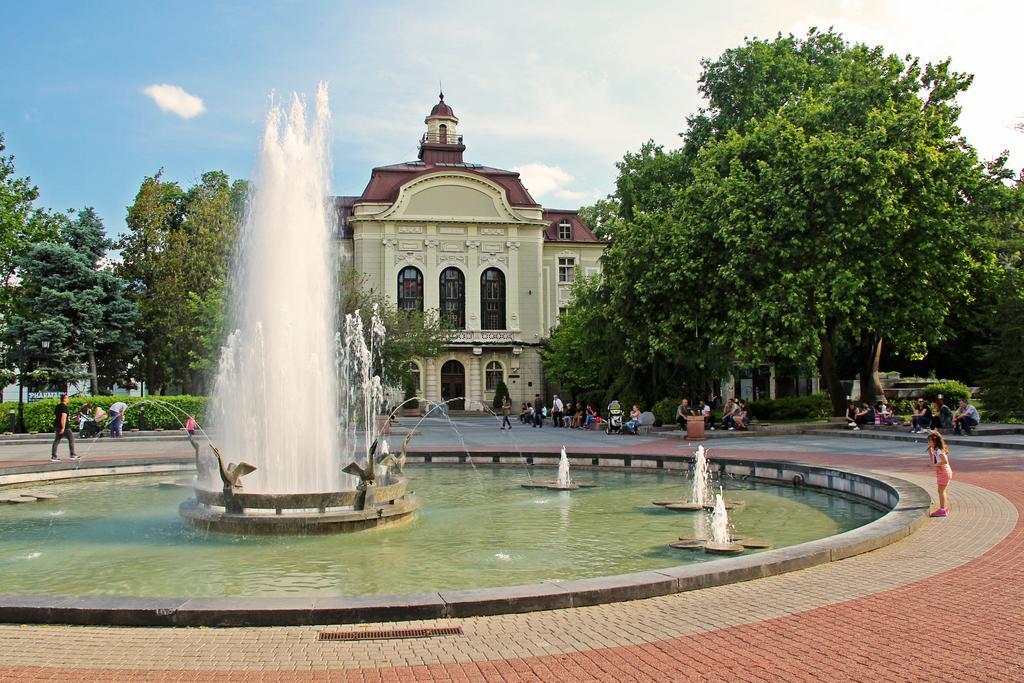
[
  {"left": 709, "top": 488, "right": 730, "bottom": 544},
  {"left": 556, "top": 446, "right": 573, "bottom": 488},
  {"left": 181, "top": 84, "right": 420, "bottom": 533},
  {"left": 207, "top": 83, "right": 339, "bottom": 494},
  {"left": 521, "top": 446, "right": 596, "bottom": 491},
  {"left": 702, "top": 487, "right": 743, "bottom": 554},
  {"left": 658, "top": 445, "right": 712, "bottom": 510},
  {"left": 691, "top": 445, "right": 711, "bottom": 508}
]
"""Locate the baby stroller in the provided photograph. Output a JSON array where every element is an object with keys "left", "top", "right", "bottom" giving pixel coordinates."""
[
  {"left": 79, "top": 408, "right": 108, "bottom": 439},
  {"left": 78, "top": 411, "right": 108, "bottom": 438},
  {"left": 606, "top": 400, "right": 624, "bottom": 435}
]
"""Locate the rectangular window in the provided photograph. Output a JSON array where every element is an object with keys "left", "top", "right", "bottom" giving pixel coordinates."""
[
  {"left": 558, "top": 257, "right": 575, "bottom": 284},
  {"left": 558, "top": 221, "right": 572, "bottom": 240}
]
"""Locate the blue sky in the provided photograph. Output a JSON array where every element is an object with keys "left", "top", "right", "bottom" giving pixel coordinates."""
[{"left": 2, "top": 1, "right": 1022, "bottom": 238}]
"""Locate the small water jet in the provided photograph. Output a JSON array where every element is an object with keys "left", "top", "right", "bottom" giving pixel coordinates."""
[
  {"left": 669, "top": 486, "right": 768, "bottom": 553},
  {"left": 521, "top": 447, "right": 597, "bottom": 491},
  {"left": 655, "top": 445, "right": 712, "bottom": 510}
]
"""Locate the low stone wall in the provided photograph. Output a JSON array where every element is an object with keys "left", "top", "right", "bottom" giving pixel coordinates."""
[{"left": 0, "top": 452, "right": 930, "bottom": 627}]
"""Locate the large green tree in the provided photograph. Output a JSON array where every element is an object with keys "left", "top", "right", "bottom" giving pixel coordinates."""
[
  {"left": 0, "top": 133, "right": 62, "bottom": 324},
  {"left": 118, "top": 170, "right": 247, "bottom": 393},
  {"left": 1, "top": 208, "right": 139, "bottom": 393},
  {"left": 589, "top": 29, "right": 1010, "bottom": 415}
]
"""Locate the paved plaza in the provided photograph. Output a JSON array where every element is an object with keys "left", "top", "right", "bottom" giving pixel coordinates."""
[{"left": 1, "top": 419, "right": 1022, "bottom": 681}]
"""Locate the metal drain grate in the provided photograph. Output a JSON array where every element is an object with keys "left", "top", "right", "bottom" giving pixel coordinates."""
[{"left": 318, "top": 626, "right": 463, "bottom": 642}]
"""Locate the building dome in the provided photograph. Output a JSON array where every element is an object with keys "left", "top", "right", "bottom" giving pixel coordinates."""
[{"left": 430, "top": 92, "right": 455, "bottom": 118}]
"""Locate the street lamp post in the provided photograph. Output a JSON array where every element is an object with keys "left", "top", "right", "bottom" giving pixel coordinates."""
[
  {"left": 17, "top": 339, "right": 52, "bottom": 433},
  {"left": 16, "top": 342, "right": 25, "bottom": 434}
]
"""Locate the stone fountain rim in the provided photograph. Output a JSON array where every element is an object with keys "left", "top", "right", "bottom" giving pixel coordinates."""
[{"left": 0, "top": 451, "right": 931, "bottom": 627}]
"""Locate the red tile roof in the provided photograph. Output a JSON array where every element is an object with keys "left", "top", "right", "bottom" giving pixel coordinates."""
[
  {"left": 356, "top": 162, "right": 541, "bottom": 208},
  {"left": 429, "top": 93, "right": 455, "bottom": 118},
  {"left": 542, "top": 210, "right": 602, "bottom": 243}
]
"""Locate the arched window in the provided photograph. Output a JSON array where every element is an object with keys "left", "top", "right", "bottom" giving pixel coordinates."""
[
  {"left": 438, "top": 123, "right": 448, "bottom": 144},
  {"left": 485, "top": 361, "right": 503, "bottom": 391},
  {"left": 397, "top": 266, "right": 423, "bottom": 312},
  {"left": 439, "top": 267, "right": 465, "bottom": 329},
  {"left": 480, "top": 268, "right": 506, "bottom": 330}
]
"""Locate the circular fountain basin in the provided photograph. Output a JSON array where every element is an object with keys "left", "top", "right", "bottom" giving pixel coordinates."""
[{"left": 0, "top": 453, "right": 931, "bottom": 626}]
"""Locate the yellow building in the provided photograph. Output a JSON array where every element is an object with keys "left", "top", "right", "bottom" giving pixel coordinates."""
[{"left": 335, "top": 94, "right": 605, "bottom": 410}]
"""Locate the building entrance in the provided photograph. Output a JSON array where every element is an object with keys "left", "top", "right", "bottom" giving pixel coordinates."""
[{"left": 440, "top": 360, "right": 465, "bottom": 410}]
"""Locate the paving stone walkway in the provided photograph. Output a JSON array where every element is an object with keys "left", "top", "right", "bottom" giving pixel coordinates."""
[{"left": 1, "top": 426, "right": 1022, "bottom": 681}]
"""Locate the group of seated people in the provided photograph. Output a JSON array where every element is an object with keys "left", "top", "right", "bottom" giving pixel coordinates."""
[
  {"left": 674, "top": 398, "right": 750, "bottom": 431},
  {"left": 845, "top": 400, "right": 901, "bottom": 430},
  {"left": 519, "top": 401, "right": 602, "bottom": 429},
  {"left": 846, "top": 395, "right": 980, "bottom": 435}
]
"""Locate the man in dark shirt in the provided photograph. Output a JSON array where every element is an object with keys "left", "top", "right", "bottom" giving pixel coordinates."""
[
  {"left": 532, "top": 394, "right": 544, "bottom": 428},
  {"left": 51, "top": 394, "right": 79, "bottom": 462}
]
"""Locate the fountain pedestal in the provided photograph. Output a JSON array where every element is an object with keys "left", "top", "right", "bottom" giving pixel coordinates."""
[
  {"left": 685, "top": 415, "right": 706, "bottom": 440},
  {"left": 179, "top": 477, "right": 420, "bottom": 535}
]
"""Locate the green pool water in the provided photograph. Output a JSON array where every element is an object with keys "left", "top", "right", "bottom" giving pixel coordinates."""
[{"left": 0, "top": 465, "right": 882, "bottom": 597}]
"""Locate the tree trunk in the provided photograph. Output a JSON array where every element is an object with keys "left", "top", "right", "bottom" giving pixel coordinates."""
[
  {"left": 819, "top": 325, "right": 847, "bottom": 417},
  {"left": 88, "top": 349, "right": 99, "bottom": 396},
  {"left": 857, "top": 333, "right": 885, "bottom": 404}
]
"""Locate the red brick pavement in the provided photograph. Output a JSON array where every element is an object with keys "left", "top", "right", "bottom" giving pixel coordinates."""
[{"left": 2, "top": 445, "right": 1022, "bottom": 681}]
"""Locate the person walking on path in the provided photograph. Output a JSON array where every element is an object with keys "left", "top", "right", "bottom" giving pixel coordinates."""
[
  {"left": 50, "top": 394, "right": 79, "bottom": 462},
  {"left": 500, "top": 397, "right": 512, "bottom": 430},
  {"left": 532, "top": 394, "right": 544, "bottom": 428},
  {"left": 927, "top": 431, "right": 953, "bottom": 517}
]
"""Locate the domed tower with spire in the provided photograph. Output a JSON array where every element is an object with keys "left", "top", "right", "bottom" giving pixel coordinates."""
[{"left": 419, "top": 92, "right": 465, "bottom": 164}]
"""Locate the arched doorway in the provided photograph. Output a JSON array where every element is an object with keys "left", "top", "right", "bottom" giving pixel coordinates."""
[{"left": 440, "top": 359, "right": 465, "bottom": 410}]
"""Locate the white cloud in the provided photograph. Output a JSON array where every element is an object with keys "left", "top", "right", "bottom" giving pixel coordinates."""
[
  {"left": 142, "top": 84, "right": 205, "bottom": 119},
  {"left": 513, "top": 163, "right": 581, "bottom": 199},
  {"left": 554, "top": 189, "right": 589, "bottom": 201}
]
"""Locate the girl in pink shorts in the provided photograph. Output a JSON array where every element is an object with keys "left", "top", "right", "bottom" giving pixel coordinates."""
[{"left": 927, "top": 431, "right": 952, "bottom": 517}]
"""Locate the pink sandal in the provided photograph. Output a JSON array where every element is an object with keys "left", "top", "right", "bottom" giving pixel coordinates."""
[{"left": 930, "top": 508, "right": 948, "bottom": 517}]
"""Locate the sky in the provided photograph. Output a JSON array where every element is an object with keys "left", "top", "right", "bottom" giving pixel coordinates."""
[{"left": 2, "top": 0, "right": 1023, "bottom": 238}]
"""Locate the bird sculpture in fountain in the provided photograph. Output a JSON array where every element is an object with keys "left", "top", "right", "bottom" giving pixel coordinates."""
[
  {"left": 343, "top": 432, "right": 411, "bottom": 488},
  {"left": 210, "top": 446, "right": 257, "bottom": 490}
]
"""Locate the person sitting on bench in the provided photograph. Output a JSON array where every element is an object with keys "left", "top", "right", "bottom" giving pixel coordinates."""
[{"left": 953, "top": 399, "right": 980, "bottom": 436}]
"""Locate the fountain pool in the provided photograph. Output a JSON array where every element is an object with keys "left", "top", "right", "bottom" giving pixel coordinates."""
[{"left": 0, "top": 465, "right": 882, "bottom": 598}]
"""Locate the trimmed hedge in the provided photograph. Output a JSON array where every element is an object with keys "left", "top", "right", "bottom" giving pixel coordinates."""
[
  {"left": 20, "top": 395, "right": 207, "bottom": 433},
  {"left": 651, "top": 397, "right": 678, "bottom": 426},
  {"left": 921, "top": 381, "right": 970, "bottom": 404},
  {"left": 747, "top": 393, "right": 830, "bottom": 421}
]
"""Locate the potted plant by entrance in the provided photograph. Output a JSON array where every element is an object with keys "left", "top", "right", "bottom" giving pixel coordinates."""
[{"left": 400, "top": 373, "right": 420, "bottom": 417}]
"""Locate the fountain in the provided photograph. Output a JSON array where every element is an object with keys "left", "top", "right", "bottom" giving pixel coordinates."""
[
  {"left": 654, "top": 444, "right": 744, "bottom": 512},
  {"left": 670, "top": 486, "right": 770, "bottom": 553},
  {"left": 703, "top": 489, "right": 743, "bottom": 553},
  {"left": 521, "top": 446, "right": 597, "bottom": 491},
  {"left": 178, "top": 83, "right": 419, "bottom": 534},
  {"left": 654, "top": 445, "right": 712, "bottom": 510}
]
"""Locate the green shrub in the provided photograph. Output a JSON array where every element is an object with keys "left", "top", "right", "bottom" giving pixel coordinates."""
[
  {"left": 491, "top": 381, "right": 510, "bottom": 411},
  {"left": 402, "top": 374, "right": 418, "bottom": 409},
  {"left": 747, "top": 393, "right": 830, "bottom": 421},
  {"left": 921, "top": 381, "right": 970, "bottom": 404},
  {"left": 22, "top": 395, "right": 208, "bottom": 433},
  {"left": 886, "top": 398, "right": 916, "bottom": 418},
  {"left": 651, "top": 397, "right": 678, "bottom": 426}
]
